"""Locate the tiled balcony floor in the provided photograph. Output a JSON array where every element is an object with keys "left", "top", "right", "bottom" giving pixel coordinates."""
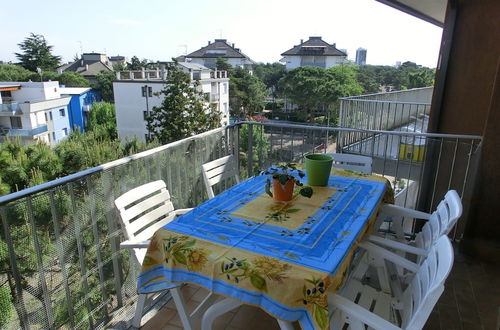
[{"left": 140, "top": 247, "right": 500, "bottom": 330}]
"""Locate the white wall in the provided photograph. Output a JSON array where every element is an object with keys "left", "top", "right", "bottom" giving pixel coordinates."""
[
  {"left": 113, "top": 81, "right": 164, "bottom": 143},
  {"left": 325, "top": 56, "right": 347, "bottom": 68},
  {"left": 10, "top": 81, "right": 61, "bottom": 102}
]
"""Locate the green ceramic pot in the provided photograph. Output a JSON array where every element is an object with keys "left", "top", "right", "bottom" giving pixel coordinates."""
[{"left": 305, "top": 154, "right": 333, "bottom": 186}]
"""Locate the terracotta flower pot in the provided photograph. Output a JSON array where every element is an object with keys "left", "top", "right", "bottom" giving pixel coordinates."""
[{"left": 273, "top": 178, "right": 295, "bottom": 201}]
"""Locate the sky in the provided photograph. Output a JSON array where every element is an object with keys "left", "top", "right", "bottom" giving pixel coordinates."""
[{"left": 0, "top": 0, "right": 443, "bottom": 68}]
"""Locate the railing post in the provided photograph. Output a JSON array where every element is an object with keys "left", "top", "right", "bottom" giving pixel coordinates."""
[
  {"left": 247, "top": 123, "right": 254, "bottom": 177},
  {"left": 234, "top": 124, "right": 240, "bottom": 178}
]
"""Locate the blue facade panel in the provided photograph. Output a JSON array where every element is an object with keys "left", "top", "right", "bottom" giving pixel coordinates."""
[{"left": 67, "top": 90, "right": 100, "bottom": 132}]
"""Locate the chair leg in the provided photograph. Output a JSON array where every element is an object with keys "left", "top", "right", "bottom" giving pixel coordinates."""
[
  {"left": 132, "top": 294, "right": 147, "bottom": 328},
  {"left": 201, "top": 298, "right": 243, "bottom": 330},
  {"left": 170, "top": 287, "right": 193, "bottom": 330},
  {"left": 277, "top": 319, "right": 295, "bottom": 330}
]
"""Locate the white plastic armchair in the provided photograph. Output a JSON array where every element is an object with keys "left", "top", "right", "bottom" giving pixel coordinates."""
[
  {"left": 325, "top": 153, "right": 373, "bottom": 174},
  {"left": 329, "top": 236, "right": 454, "bottom": 330},
  {"left": 202, "top": 154, "right": 240, "bottom": 199},
  {"left": 114, "top": 180, "right": 195, "bottom": 328},
  {"left": 352, "top": 190, "right": 461, "bottom": 293}
]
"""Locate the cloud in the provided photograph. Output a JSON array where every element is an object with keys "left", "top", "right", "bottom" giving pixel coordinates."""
[{"left": 110, "top": 19, "right": 139, "bottom": 25}]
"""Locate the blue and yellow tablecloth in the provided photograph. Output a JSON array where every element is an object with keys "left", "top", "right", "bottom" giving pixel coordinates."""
[{"left": 137, "top": 168, "right": 393, "bottom": 329}]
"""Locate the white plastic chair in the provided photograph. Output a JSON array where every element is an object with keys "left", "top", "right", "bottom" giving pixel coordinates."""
[
  {"left": 115, "top": 180, "right": 200, "bottom": 328},
  {"left": 352, "top": 190, "right": 462, "bottom": 293},
  {"left": 325, "top": 153, "right": 373, "bottom": 174},
  {"left": 202, "top": 155, "right": 240, "bottom": 199},
  {"left": 329, "top": 235, "right": 454, "bottom": 330}
]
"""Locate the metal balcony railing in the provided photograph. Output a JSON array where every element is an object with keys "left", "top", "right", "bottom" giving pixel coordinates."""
[
  {"left": 0, "top": 103, "right": 21, "bottom": 113},
  {"left": 0, "top": 125, "right": 48, "bottom": 137},
  {"left": 0, "top": 122, "right": 481, "bottom": 329}
]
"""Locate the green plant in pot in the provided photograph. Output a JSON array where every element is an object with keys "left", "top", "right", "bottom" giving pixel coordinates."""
[{"left": 262, "top": 163, "right": 313, "bottom": 202}]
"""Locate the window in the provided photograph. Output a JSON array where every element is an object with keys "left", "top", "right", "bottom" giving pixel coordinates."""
[
  {"left": 141, "top": 86, "right": 152, "bottom": 97},
  {"left": 223, "top": 83, "right": 228, "bottom": 94},
  {"left": 44, "top": 112, "right": 48, "bottom": 122},
  {"left": 59, "top": 108, "right": 65, "bottom": 117},
  {"left": 10, "top": 117, "right": 22, "bottom": 129},
  {"left": 49, "top": 112, "right": 53, "bottom": 120},
  {"left": 52, "top": 132, "right": 56, "bottom": 141},
  {"left": 62, "top": 128, "right": 68, "bottom": 137}
]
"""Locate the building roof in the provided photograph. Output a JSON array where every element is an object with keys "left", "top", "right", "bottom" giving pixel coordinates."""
[
  {"left": 59, "top": 87, "right": 91, "bottom": 95},
  {"left": 281, "top": 37, "right": 347, "bottom": 57},
  {"left": 186, "top": 39, "right": 254, "bottom": 62},
  {"left": 177, "top": 62, "right": 210, "bottom": 71},
  {"left": 58, "top": 60, "right": 113, "bottom": 77}
]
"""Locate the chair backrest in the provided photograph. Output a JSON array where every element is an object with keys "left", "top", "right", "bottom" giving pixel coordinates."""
[
  {"left": 202, "top": 155, "right": 240, "bottom": 199},
  {"left": 326, "top": 153, "right": 373, "bottom": 174},
  {"left": 115, "top": 180, "right": 177, "bottom": 262},
  {"left": 401, "top": 236, "right": 454, "bottom": 330}
]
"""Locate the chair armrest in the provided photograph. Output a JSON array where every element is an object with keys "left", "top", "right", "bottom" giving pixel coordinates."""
[
  {"left": 358, "top": 241, "right": 419, "bottom": 273},
  {"left": 380, "top": 204, "right": 431, "bottom": 220},
  {"left": 120, "top": 239, "right": 150, "bottom": 249},
  {"left": 328, "top": 293, "right": 401, "bottom": 330},
  {"left": 174, "top": 208, "right": 193, "bottom": 215},
  {"left": 366, "top": 235, "right": 428, "bottom": 256}
]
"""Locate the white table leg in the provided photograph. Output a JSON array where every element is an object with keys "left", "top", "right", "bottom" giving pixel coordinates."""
[{"left": 201, "top": 298, "right": 243, "bottom": 330}]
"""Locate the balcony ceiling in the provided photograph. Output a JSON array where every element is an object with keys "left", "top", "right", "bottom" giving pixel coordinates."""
[{"left": 375, "top": 0, "right": 447, "bottom": 27}]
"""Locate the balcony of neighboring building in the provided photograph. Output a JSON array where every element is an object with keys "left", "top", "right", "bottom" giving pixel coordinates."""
[
  {"left": 0, "top": 102, "right": 22, "bottom": 115},
  {"left": 0, "top": 124, "right": 48, "bottom": 137}
]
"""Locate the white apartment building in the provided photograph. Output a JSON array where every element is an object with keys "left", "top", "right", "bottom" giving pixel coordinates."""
[
  {"left": 113, "top": 62, "right": 230, "bottom": 143},
  {"left": 281, "top": 36, "right": 347, "bottom": 70},
  {"left": 183, "top": 39, "right": 255, "bottom": 72},
  {"left": 0, "top": 81, "right": 71, "bottom": 145}
]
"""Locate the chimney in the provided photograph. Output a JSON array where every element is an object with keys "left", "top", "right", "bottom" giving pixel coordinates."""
[
  {"left": 333, "top": 43, "right": 336, "bottom": 48},
  {"left": 300, "top": 39, "right": 303, "bottom": 44},
  {"left": 232, "top": 43, "right": 235, "bottom": 48},
  {"left": 208, "top": 41, "right": 211, "bottom": 45},
  {"left": 85, "top": 64, "right": 89, "bottom": 71}
]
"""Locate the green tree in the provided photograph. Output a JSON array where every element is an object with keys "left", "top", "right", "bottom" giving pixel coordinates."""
[
  {"left": 252, "top": 62, "right": 286, "bottom": 97},
  {"left": 0, "top": 64, "right": 32, "bottom": 81},
  {"left": 87, "top": 102, "right": 117, "bottom": 139},
  {"left": 407, "top": 69, "right": 435, "bottom": 89},
  {"left": 92, "top": 70, "right": 116, "bottom": 102},
  {"left": 56, "top": 72, "right": 90, "bottom": 87},
  {"left": 280, "top": 65, "right": 363, "bottom": 122},
  {"left": 146, "top": 62, "right": 221, "bottom": 144},
  {"left": 128, "top": 56, "right": 149, "bottom": 70},
  {"left": 229, "top": 66, "right": 266, "bottom": 119},
  {"left": 15, "top": 33, "right": 61, "bottom": 71}
]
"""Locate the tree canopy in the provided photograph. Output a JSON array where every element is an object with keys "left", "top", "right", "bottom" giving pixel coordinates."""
[
  {"left": 15, "top": 33, "right": 61, "bottom": 71},
  {"left": 0, "top": 64, "right": 32, "bottom": 81},
  {"left": 146, "top": 62, "right": 222, "bottom": 144},
  {"left": 279, "top": 65, "right": 363, "bottom": 122},
  {"left": 128, "top": 56, "right": 149, "bottom": 70},
  {"left": 87, "top": 102, "right": 117, "bottom": 139},
  {"left": 227, "top": 66, "right": 266, "bottom": 119},
  {"left": 57, "top": 72, "right": 90, "bottom": 87},
  {"left": 91, "top": 70, "right": 116, "bottom": 102}
]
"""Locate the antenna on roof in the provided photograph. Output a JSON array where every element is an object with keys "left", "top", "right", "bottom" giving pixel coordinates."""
[
  {"left": 219, "top": 29, "right": 223, "bottom": 38},
  {"left": 77, "top": 41, "right": 83, "bottom": 54}
]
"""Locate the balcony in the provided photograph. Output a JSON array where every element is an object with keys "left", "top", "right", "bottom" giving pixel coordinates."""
[
  {"left": 0, "top": 124, "right": 48, "bottom": 137},
  {"left": 0, "top": 103, "right": 21, "bottom": 115},
  {"left": 210, "top": 93, "right": 220, "bottom": 102},
  {"left": 0, "top": 122, "right": 491, "bottom": 329}
]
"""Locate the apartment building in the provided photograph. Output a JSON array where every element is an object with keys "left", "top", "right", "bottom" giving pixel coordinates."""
[
  {"left": 281, "top": 36, "right": 347, "bottom": 70},
  {"left": 0, "top": 81, "right": 71, "bottom": 145},
  {"left": 183, "top": 39, "right": 255, "bottom": 72},
  {"left": 113, "top": 62, "right": 229, "bottom": 143},
  {"left": 60, "top": 87, "right": 100, "bottom": 132}
]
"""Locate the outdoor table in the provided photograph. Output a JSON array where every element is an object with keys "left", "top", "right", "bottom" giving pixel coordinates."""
[{"left": 137, "top": 168, "right": 394, "bottom": 330}]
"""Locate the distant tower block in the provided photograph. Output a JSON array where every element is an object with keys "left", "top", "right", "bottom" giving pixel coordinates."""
[{"left": 355, "top": 48, "right": 367, "bottom": 66}]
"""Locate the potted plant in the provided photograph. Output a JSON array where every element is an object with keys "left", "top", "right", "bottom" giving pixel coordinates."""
[{"left": 262, "top": 163, "right": 313, "bottom": 202}]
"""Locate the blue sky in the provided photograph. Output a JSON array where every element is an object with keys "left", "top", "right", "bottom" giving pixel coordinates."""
[{"left": 0, "top": 0, "right": 443, "bottom": 67}]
